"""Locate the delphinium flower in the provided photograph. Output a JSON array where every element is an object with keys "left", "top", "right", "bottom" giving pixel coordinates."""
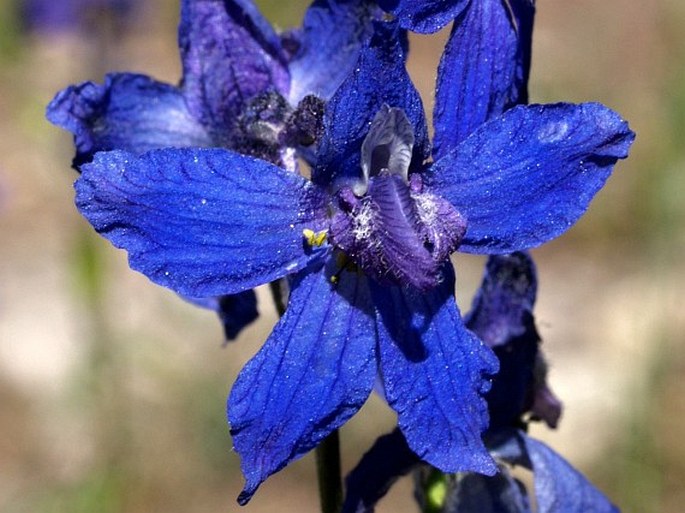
[
  {"left": 69, "top": 6, "right": 634, "bottom": 501},
  {"left": 343, "top": 253, "right": 618, "bottom": 513},
  {"left": 47, "top": 0, "right": 380, "bottom": 339}
]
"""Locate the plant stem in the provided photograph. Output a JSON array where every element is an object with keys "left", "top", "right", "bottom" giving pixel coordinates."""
[{"left": 316, "top": 429, "right": 343, "bottom": 513}]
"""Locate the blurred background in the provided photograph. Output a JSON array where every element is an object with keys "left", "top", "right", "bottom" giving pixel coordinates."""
[{"left": 0, "top": 0, "right": 683, "bottom": 511}]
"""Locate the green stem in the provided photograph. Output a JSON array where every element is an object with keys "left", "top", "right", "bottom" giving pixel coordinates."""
[{"left": 316, "top": 430, "right": 343, "bottom": 513}]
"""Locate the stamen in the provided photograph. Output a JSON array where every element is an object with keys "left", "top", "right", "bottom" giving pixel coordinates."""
[{"left": 303, "top": 228, "right": 328, "bottom": 247}]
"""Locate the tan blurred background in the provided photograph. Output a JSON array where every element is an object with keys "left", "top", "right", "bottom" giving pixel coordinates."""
[{"left": 0, "top": 0, "right": 683, "bottom": 511}]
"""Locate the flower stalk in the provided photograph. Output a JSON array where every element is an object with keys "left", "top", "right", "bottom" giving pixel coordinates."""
[{"left": 316, "top": 430, "right": 343, "bottom": 513}]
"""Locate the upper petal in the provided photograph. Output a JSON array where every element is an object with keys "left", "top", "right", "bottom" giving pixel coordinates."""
[
  {"left": 287, "top": 0, "right": 381, "bottom": 104},
  {"left": 428, "top": 103, "right": 635, "bottom": 253},
  {"left": 313, "top": 21, "right": 429, "bottom": 189},
  {"left": 377, "top": 0, "right": 469, "bottom": 34},
  {"left": 433, "top": 0, "right": 535, "bottom": 159},
  {"left": 373, "top": 265, "right": 498, "bottom": 474},
  {"left": 75, "top": 148, "right": 328, "bottom": 297},
  {"left": 179, "top": 0, "right": 289, "bottom": 137},
  {"left": 46, "top": 73, "right": 212, "bottom": 168},
  {"left": 228, "top": 262, "right": 377, "bottom": 504}
]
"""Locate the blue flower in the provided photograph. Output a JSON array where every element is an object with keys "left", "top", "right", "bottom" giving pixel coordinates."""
[
  {"left": 71, "top": 18, "right": 633, "bottom": 503},
  {"left": 47, "top": 0, "right": 380, "bottom": 339},
  {"left": 46, "top": 0, "right": 380, "bottom": 167}
]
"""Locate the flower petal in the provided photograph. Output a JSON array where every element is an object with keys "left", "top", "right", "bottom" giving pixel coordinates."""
[
  {"left": 377, "top": 0, "right": 469, "bottom": 34},
  {"left": 373, "top": 265, "right": 498, "bottom": 474},
  {"left": 313, "top": 21, "right": 429, "bottom": 189},
  {"left": 184, "top": 290, "right": 258, "bottom": 340},
  {"left": 179, "top": 0, "right": 289, "bottom": 136},
  {"left": 342, "top": 429, "right": 420, "bottom": 513},
  {"left": 465, "top": 252, "right": 537, "bottom": 348},
  {"left": 433, "top": 0, "right": 535, "bottom": 159},
  {"left": 287, "top": 0, "right": 381, "bottom": 104},
  {"left": 228, "top": 263, "right": 377, "bottom": 504},
  {"left": 46, "top": 73, "right": 212, "bottom": 167},
  {"left": 522, "top": 435, "right": 620, "bottom": 513},
  {"left": 428, "top": 103, "right": 635, "bottom": 253},
  {"left": 75, "top": 148, "right": 328, "bottom": 297}
]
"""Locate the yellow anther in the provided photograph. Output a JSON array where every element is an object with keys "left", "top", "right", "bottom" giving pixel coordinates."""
[{"left": 303, "top": 228, "right": 328, "bottom": 247}]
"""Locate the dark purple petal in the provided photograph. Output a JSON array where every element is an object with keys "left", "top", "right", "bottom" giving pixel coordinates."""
[
  {"left": 433, "top": 0, "right": 535, "bottom": 159},
  {"left": 228, "top": 263, "right": 377, "bottom": 504},
  {"left": 465, "top": 253, "right": 540, "bottom": 431},
  {"left": 287, "top": 0, "right": 381, "bottom": 104},
  {"left": 46, "top": 73, "right": 212, "bottom": 168},
  {"left": 465, "top": 252, "right": 537, "bottom": 348},
  {"left": 411, "top": 175, "right": 467, "bottom": 263},
  {"left": 179, "top": 0, "right": 289, "bottom": 137},
  {"left": 523, "top": 436, "right": 620, "bottom": 513},
  {"left": 330, "top": 175, "right": 438, "bottom": 290},
  {"left": 428, "top": 103, "right": 635, "bottom": 253},
  {"left": 342, "top": 429, "right": 420, "bottom": 513},
  {"left": 313, "top": 21, "right": 429, "bottom": 188},
  {"left": 185, "top": 290, "right": 258, "bottom": 340},
  {"left": 377, "top": 0, "right": 469, "bottom": 34},
  {"left": 75, "top": 148, "right": 328, "bottom": 297},
  {"left": 372, "top": 265, "right": 498, "bottom": 474}
]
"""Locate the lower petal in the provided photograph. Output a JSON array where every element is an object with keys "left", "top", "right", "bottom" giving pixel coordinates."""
[
  {"left": 373, "top": 265, "right": 498, "bottom": 474},
  {"left": 228, "top": 262, "right": 377, "bottom": 504}
]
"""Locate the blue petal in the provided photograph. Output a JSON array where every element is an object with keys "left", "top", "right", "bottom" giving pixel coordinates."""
[
  {"left": 185, "top": 290, "right": 258, "bottom": 340},
  {"left": 228, "top": 263, "right": 377, "bottom": 504},
  {"left": 428, "top": 103, "right": 635, "bottom": 253},
  {"left": 179, "top": 0, "right": 289, "bottom": 136},
  {"left": 46, "top": 73, "right": 212, "bottom": 167},
  {"left": 287, "top": 0, "right": 381, "bottom": 104},
  {"left": 313, "top": 21, "right": 429, "bottom": 189},
  {"left": 342, "top": 429, "right": 419, "bottom": 513},
  {"left": 75, "top": 148, "right": 328, "bottom": 297},
  {"left": 373, "top": 265, "right": 498, "bottom": 474},
  {"left": 522, "top": 436, "right": 620, "bottom": 513},
  {"left": 433, "top": 0, "right": 535, "bottom": 159},
  {"left": 377, "top": 0, "right": 469, "bottom": 33}
]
